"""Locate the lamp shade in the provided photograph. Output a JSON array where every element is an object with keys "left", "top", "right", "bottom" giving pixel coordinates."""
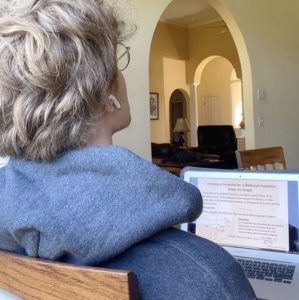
[{"left": 173, "top": 118, "right": 190, "bottom": 132}]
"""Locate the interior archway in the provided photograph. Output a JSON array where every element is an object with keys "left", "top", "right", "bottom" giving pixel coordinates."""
[
  {"left": 169, "top": 89, "right": 190, "bottom": 145},
  {"left": 149, "top": 0, "right": 253, "bottom": 149},
  {"left": 195, "top": 56, "right": 242, "bottom": 130}
]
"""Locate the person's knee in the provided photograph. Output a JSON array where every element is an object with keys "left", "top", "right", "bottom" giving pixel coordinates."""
[
  {"left": 103, "top": 228, "right": 256, "bottom": 299},
  {"left": 150, "top": 228, "right": 255, "bottom": 299}
]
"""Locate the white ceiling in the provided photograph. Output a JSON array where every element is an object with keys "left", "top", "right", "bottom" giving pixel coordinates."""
[{"left": 160, "top": 0, "right": 222, "bottom": 27}]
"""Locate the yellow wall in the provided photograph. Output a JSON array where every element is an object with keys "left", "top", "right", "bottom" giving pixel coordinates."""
[
  {"left": 150, "top": 22, "right": 189, "bottom": 60},
  {"left": 188, "top": 21, "right": 241, "bottom": 82},
  {"left": 149, "top": 20, "right": 239, "bottom": 144},
  {"left": 149, "top": 23, "right": 189, "bottom": 143},
  {"left": 162, "top": 58, "right": 190, "bottom": 143}
]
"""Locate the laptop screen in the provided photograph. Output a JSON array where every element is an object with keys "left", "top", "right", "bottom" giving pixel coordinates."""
[{"left": 182, "top": 168, "right": 299, "bottom": 255}]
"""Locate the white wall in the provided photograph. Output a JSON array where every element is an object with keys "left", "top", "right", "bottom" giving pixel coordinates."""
[
  {"left": 113, "top": 1, "right": 172, "bottom": 161},
  {"left": 213, "top": 0, "right": 299, "bottom": 168}
]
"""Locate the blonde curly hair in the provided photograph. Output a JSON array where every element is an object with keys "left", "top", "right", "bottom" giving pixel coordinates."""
[{"left": 0, "top": 0, "right": 130, "bottom": 160}]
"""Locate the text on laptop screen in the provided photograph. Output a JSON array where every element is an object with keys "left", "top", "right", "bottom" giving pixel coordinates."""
[{"left": 189, "top": 176, "right": 299, "bottom": 254}]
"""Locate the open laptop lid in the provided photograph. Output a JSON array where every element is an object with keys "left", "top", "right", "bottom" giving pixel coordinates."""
[{"left": 181, "top": 167, "right": 299, "bottom": 263}]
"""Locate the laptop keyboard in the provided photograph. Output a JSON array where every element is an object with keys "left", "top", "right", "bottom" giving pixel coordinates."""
[{"left": 237, "top": 258, "right": 295, "bottom": 284}]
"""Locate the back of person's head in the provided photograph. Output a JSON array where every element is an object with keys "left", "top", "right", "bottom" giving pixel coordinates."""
[{"left": 0, "top": 0, "right": 129, "bottom": 161}]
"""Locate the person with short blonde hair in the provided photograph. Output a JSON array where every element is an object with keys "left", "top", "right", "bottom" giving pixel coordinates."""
[
  {"left": 0, "top": 1, "right": 256, "bottom": 299},
  {"left": 0, "top": 0, "right": 127, "bottom": 160}
]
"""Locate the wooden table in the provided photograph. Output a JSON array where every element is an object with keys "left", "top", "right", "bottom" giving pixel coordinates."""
[{"left": 152, "top": 158, "right": 225, "bottom": 176}]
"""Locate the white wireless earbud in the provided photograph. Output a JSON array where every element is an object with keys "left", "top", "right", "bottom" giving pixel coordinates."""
[{"left": 108, "top": 95, "right": 121, "bottom": 109}]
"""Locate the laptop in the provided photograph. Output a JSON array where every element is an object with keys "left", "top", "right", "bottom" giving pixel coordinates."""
[{"left": 181, "top": 167, "right": 299, "bottom": 300}]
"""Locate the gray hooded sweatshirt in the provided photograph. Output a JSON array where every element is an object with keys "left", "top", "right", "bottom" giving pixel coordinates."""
[{"left": 0, "top": 145, "right": 202, "bottom": 265}]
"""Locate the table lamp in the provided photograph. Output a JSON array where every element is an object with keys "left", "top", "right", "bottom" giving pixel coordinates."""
[{"left": 173, "top": 118, "right": 190, "bottom": 147}]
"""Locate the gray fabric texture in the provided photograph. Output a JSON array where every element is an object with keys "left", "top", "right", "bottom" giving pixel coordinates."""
[
  {"left": 102, "top": 227, "right": 257, "bottom": 300},
  {"left": 0, "top": 145, "right": 202, "bottom": 265}
]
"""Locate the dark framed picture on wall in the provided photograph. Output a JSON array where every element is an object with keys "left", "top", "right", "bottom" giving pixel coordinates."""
[{"left": 150, "top": 92, "right": 159, "bottom": 120}]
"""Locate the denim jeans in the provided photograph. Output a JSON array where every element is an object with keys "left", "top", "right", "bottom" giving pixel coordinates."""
[{"left": 102, "top": 228, "right": 256, "bottom": 300}]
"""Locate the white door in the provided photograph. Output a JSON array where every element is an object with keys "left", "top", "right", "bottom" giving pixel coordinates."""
[{"left": 203, "top": 96, "right": 220, "bottom": 124}]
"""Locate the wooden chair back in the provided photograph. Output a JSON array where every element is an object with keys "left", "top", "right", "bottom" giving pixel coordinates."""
[
  {"left": 235, "top": 146, "right": 286, "bottom": 170},
  {"left": 0, "top": 250, "right": 140, "bottom": 300}
]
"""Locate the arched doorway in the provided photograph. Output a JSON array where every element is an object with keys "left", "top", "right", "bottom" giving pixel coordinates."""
[
  {"left": 169, "top": 89, "right": 189, "bottom": 145},
  {"left": 148, "top": 0, "right": 253, "bottom": 149},
  {"left": 195, "top": 56, "right": 242, "bottom": 127}
]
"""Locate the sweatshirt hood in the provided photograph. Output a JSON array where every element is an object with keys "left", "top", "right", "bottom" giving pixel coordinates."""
[{"left": 0, "top": 146, "right": 202, "bottom": 265}]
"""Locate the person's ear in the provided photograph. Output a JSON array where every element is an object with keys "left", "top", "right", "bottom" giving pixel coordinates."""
[
  {"left": 109, "top": 95, "right": 121, "bottom": 109},
  {"left": 104, "top": 97, "right": 116, "bottom": 113},
  {"left": 104, "top": 95, "right": 121, "bottom": 113}
]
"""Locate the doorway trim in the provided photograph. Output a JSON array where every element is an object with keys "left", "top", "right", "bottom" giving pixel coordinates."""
[
  {"left": 169, "top": 88, "right": 190, "bottom": 145},
  {"left": 208, "top": 0, "right": 254, "bottom": 149}
]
